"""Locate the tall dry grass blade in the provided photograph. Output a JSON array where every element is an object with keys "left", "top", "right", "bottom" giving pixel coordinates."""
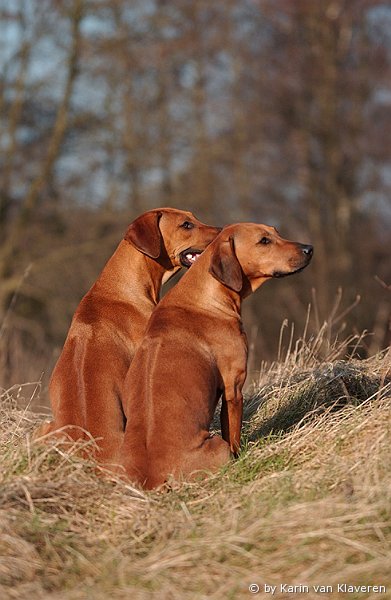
[{"left": 0, "top": 264, "right": 32, "bottom": 340}]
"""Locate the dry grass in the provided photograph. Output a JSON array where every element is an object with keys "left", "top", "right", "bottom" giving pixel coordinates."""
[{"left": 1, "top": 340, "right": 390, "bottom": 599}]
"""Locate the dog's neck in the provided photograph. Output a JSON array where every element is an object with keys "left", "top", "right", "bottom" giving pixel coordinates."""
[
  {"left": 165, "top": 249, "right": 272, "bottom": 319},
  {"left": 171, "top": 263, "right": 243, "bottom": 319},
  {"left": 93, "top": 240, "right": 170, "bottom": 305},
  {"left": 210, "top": 279, "right": 243, "bottom": 318},
  {"left": 206, "top": 273, "right": 272, "bottom": 316}
]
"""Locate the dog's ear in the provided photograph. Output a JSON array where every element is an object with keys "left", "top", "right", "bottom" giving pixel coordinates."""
[
  {"left": 209, "top": 236, "right": 243, "bottom": 292},
  {"left": 124, "top": 211, "right": 162, "bottom": 258}
]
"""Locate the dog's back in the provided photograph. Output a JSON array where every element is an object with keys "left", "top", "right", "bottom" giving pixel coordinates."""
[{"left": 120, "top": 301, "right": 228, "bottom": 488}]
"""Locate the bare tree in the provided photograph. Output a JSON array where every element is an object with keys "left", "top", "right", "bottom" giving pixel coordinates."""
[{"left": 0, "top": 0, "right": 390, "bottom": 388}]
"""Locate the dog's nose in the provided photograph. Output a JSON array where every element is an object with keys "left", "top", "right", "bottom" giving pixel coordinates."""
[{"left": 301, "top": 244, "right": 313, "bottom": 257}]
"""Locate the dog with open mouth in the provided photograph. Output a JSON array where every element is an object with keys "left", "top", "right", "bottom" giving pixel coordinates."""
[
  {"left": 118, "top": 223, "right": 313, "bottom": 489},
  {"left": 34, "top": 208, "right": 220, "bottom": 465}
]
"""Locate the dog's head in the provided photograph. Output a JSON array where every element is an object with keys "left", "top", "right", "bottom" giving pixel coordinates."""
[
  {"left": 124, "top": 208, "right": 220, "bottom": 271},
  {"left": 209, "top": 223, "right": 313, "bottom": 295}
]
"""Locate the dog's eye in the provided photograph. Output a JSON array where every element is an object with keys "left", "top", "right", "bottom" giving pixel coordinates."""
[
  {"left": 259, "top": 237, "right": 271, "bottom": 245},
  {"left": 181, "top": 221, "right": 194, "bottom": 230}
]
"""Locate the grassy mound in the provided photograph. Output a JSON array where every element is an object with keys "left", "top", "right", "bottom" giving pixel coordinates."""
[
  {"left": 1, "top": 348, "right": 390, "bottom": 599},
  {"left": 246, "top": 355, "right": 389, "bottom": 438}
]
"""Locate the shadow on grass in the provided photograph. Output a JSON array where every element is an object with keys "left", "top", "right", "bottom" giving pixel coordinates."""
[{"left": 244, "top": 360, "right": 390, "bottom": 441}]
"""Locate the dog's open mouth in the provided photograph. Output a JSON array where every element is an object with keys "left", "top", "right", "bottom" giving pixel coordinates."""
[{"left": 180, "top": 249, "right": 202, "bottom": 268}]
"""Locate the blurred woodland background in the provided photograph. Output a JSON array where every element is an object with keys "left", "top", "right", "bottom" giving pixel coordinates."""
[{"left": 0, "top": 0, "right": 390, "bottom": 398}]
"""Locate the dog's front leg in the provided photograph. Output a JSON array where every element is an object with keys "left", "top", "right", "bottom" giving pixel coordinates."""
[{"left": 220, "top": 382, "right": 244, "bottom": 457}]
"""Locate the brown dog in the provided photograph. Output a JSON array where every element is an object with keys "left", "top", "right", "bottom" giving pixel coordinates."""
[
  {"left": 119, "top": 223, "right": 313, "bottom": 489},
  {"left": 36, "top": 208, "right": 220, "bottom": 463}
]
